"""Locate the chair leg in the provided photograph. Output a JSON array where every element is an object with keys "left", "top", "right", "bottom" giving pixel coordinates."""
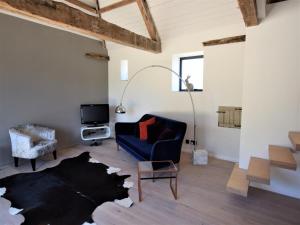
[
  {"left": 14, "top": 157, "right": 19, "bottom": 167},
  {"left": 53, "top": 150, "right": 57, "bottom": 160},
  {"left": 31, "top": 159, "right": 36, "bottom": 171}
]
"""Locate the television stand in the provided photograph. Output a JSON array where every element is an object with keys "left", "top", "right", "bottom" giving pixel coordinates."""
[
  {"left": 81, "top": 125, "right": 110, "bottom": 146},
  {"left": 90, "top": 141, "right": 101, "bottom": 147}
]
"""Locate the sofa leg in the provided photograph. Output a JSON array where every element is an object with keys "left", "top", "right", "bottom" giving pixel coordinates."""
[
  {"left": 31, "top": 159, "right": 36, "bottom": 171},
  {"left": 53, "top": 150, "right": 57, "bottom": 160},
  {"left": 14, "top": 157, "right": 19, "bottom": 167},
  {"left": 117, "top": 144, "right": 120, "bottom": 151}
]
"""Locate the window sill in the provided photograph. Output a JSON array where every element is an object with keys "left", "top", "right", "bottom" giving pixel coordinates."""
[{"left": 179, "top": 89, "right": 203, "bottom": 92}]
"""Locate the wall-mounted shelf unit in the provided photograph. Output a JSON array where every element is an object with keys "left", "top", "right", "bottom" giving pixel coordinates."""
[{"left": 217, "top": 106, "right": 242, "bottom": 129}]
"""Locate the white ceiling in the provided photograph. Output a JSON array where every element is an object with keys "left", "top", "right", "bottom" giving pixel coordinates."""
[{"left": 79, "top": 0, "right": 244, "bottom": 41}]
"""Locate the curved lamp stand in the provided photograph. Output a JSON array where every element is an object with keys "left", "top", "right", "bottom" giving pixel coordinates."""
[{"left": 115, "top": 65, "right": 197, "bottom": 152}]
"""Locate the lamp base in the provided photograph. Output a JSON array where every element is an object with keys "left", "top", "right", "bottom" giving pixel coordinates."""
[{"left": 193, "top": 149, "right": 208, "bottom": 165}]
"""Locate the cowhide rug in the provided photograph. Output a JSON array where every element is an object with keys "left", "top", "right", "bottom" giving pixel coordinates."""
[{"left": 0, "top": 152, "right": 133, "bottom": 225}]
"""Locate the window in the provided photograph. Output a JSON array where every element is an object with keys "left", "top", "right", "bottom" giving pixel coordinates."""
[
  {"left": 217, "top": 106, "right": 242, "bottom": 129},
  {"left": 120, "top": 60, "right": 128, "bottom": 81},
  {"left": 179, "top": 55, "right": 204, "bottom": 91}
]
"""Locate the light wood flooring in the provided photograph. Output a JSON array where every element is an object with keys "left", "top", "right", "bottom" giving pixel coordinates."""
[{"left": 1, "top": 140, "right": 300, "bottom": 225}]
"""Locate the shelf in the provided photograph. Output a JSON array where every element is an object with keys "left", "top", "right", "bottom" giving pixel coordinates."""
[{"left": 81, "top": 125, "right": 110, "bottom": 141}]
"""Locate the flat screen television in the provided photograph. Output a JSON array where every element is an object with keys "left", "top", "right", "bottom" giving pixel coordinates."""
[{"left": 80, "top": 104, "right": 109, "bottom": 125}]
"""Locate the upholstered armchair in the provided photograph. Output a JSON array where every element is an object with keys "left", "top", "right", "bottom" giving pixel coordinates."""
[{"left": 9, "top": 124, "right": 58, "bottom": 171}]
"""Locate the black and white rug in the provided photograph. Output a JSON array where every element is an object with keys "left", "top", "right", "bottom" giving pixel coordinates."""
[{"left": 0, "top": 152, "right": 133, "bottom": 225}]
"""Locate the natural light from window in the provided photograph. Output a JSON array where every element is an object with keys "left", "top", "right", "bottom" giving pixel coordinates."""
[
  {"left": 180, "top": 56, "right": 204, "bottom": 91},
  {"left": 171, "top": 51, "right": 204, "bottom": 92}
]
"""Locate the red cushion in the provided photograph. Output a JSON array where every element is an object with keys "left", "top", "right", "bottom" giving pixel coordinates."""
[{"left": 139, "top": 117, "right": 156, "bottom": 140}]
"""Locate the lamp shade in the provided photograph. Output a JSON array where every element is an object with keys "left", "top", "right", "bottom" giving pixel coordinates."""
[{"left": 115, "top": 104, "right": 126, "bottom": 114}]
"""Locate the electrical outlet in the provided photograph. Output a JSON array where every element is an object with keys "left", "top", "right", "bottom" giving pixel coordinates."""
[
  {"left": 185, "top": 139, "right": 190, "bottom": 144},
  {"left": 190, "top": 140, "right": 197, "bottom": 145}
]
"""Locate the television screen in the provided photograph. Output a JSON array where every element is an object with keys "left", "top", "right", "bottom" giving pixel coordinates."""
[{"left": 80, "top": 104, "right": 109, "bottom": 125}]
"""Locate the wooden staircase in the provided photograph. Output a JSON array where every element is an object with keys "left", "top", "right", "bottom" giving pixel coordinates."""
[
  {"left": 226, "top": 131, "right": 299, "bottom": 197},
  {"left": 247, "top": 157, "right": 270, "bottom": 185}
]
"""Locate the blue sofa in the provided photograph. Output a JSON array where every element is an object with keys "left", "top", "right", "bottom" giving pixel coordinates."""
[{"left": 115, "top": 114, "right": 187, "bottom": 164}]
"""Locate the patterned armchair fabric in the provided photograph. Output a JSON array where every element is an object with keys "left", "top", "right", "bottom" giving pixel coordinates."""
[{"left": 9, "top": 124, "right": 57, "bottom": 159}]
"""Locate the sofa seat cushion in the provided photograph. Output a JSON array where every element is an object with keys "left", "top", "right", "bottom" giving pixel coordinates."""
[
  {"left": 118, "top": 135, "right": 152, "bottom": 159},
  {"left": 22, "top": 140, "right": 58, "bottom": 159}
]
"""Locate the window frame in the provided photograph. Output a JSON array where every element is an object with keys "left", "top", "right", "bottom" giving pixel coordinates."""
[{"left": 179, "top": 55, "right": 204, "bottom": 92}]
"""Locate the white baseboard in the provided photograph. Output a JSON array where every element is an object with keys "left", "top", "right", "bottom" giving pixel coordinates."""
[
  {"left": 182, "top": 148, "right": 238, "bottom": 163},
  {"left": 209, "top": 153, "right": 238, "bottom": 163}
]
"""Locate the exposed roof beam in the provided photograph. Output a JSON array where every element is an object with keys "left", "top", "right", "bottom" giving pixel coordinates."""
[
  {"left": 64, "top": 0, "right": 96, "bottom": 14},
  {"left": 0, "top": 0, "right": 161, "bottom": 53},
  {"left": 267, "top": 0, "right": 287, "bottom": 3},
  {"left": 256, "top": 0, "right": 266, "bottom": 20},
  {"left": 237, "top": 0, "right": 258, "bottom": 27},
  {"left": 136, "top": 0, "right": 160, "bottom": 42},
  {"left": 95, "top": 0, "right": 101, "bottom": 17},
  {"left": 203, "top": 35, "right": 246, "bottom": 46},
  {"left": 85, "top": 52, "right": 110, "bottom": 61},
  {"left": 100, "top": 0, "right": 136, "bottom": 13}
]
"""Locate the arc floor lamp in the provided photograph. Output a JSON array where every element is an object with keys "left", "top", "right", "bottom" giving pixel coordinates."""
[{"left": 115, "top": 65, "right": 197, "bottom": 153}]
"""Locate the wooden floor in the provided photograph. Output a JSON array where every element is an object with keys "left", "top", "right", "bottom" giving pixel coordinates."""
[{"left": 1, "top": 140, "right": 300, "bottom": 225}]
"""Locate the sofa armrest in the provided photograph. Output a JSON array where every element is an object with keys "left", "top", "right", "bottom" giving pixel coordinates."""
[
  {"left": 150, "top": 139, "right": 182, "bottom": 164},
  {"left": 115, "top": 122, "right": 137, "bottom": 136}
]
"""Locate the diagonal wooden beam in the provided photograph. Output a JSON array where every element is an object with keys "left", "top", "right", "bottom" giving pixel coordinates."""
[
  {"left": 0, "top": 0, "right": 161, "bottom": 53},
  {"left": 237, "top": 0, "right": 258, "bottom": 27},
  {"left": 203, "top": 35, "right": 246, "bottom": 46},
  {"left": 100, "top": 0, "right": 136, "bottom": 13},
  {"left": 64, "top": 0, "right": 96, "bottom": 14},
  {"left": 136, "top": 0, "right": 160, "bottom": 42},
  {"left": 95, "top": 0, "right": 101, "bottom": 17}
]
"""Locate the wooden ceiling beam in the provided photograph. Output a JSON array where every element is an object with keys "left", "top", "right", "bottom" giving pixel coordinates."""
[
  {"left": 237, "top": 0, "right": 258, "bottom": 27},
  {"left": 95, "top": 0, "right": 101, "bottom": 17},
  {"left": 136, "top": 0, "right": 160, "bottom": 41},
  {"left": 0, "top": 0, "right": 161, "bottom": 53},
  {"left": 203, "top": 35, "right": 246, "bottom": 46},
  {"left": 85, "top": 52, "right": 110, "bottom": 61},
  {"left": 100, "top": 0, "right": 136, "bottom": 13},
  {"left": 267, "top": 0, "right": 287, "bottom": 3},
  {"left": 64, "top": 0, "right": 97, "bottom": 14}
]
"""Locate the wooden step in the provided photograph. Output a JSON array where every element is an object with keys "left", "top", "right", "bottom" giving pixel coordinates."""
[
  {"left": 288, "top": 131, "right": 300, "bottom": 151},
  {"left": 269, "top": 145, "right": 297, "bottom": 170},
  {"left": 227, "top": 164, "right": 249, "bottom": 197},
  {"left": 247, "top": 157, "right": 270, "bottom": 185}
]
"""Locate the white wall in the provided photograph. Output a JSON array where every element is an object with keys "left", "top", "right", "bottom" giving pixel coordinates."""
[
  {"left": 108, "top": 24, "right": 245, "bottom": 162},
  {"left": 240, "top": 0, "right": 300, "bottom": 198}
]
